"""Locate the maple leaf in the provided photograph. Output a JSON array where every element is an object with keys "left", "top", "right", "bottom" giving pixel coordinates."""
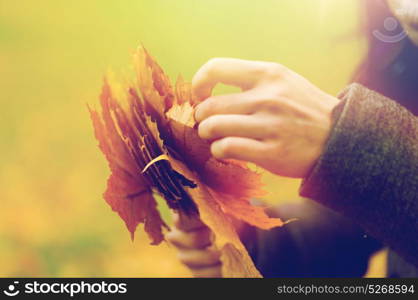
[{"left": 89, "top": 46, "right": 288, "bottom": 277}]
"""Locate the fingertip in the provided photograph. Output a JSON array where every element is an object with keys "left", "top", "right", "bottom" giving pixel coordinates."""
[
  {"left": 192, "top": 60, "right": 217, "bottom": 102},
  {"left": 210, "top": 138, "right": 229, "bottom": 160},
  {"left": 191, "top": 72, "right": 205, "bottom": 102},
  {"left": 193, "top": 103, "right": 203, "bottom": 123},
  {"left": 192, "top": 86, "right": 211, "bottom": 105},
  {"left": 165, "top": 230, "right": 175, "bottom": 242}
]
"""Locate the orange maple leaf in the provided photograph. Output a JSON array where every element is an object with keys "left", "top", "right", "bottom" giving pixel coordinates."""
[{"left": 89, "top": 46, "right": 287, "bottom": 277}]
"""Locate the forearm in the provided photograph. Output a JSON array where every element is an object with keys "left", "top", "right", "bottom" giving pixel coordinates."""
[{"left": 300, "top": 83, "right": 418, "bottom": 268}]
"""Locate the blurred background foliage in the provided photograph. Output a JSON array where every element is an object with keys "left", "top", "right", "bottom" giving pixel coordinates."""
[{"left": 0, "top": 0, "right": 385, "bottom": 277}]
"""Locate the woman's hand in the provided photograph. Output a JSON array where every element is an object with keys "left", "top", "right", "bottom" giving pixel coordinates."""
[
  {"left": 192, "top": 58, "right": 339, "bottom": 178},
  {"left": 166, "top": 212, "right": 222, "bottom": 278}
]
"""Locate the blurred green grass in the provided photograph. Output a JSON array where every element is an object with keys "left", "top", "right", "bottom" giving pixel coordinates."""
[{"left": 0, "top": 0, "right": 370, "bottom": 277}]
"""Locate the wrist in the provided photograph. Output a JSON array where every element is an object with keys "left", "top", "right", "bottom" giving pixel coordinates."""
[{"left": 306, "top": 94, "right": 340, "bottom": 177}]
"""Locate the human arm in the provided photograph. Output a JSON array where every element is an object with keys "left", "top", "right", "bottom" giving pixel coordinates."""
[
  {"left": 167, "top": 199, "right": 383, "bottom": 277},
  {"left": 192, "top": 58, "right": 418, "bottom": 268},
  {"left": 299, "top": 83, "right": 418, "bottom": 268},
  {"left": 242, "top": 199, "right": 383, "bottom": 277}
]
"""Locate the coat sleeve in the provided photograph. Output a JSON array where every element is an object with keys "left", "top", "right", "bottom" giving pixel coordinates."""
[
  {"left": 299, "top": 83, "right": 418, "bottom": 268},
  {"left": 241, "top": 199, "right": 382, "bottom": 277}
]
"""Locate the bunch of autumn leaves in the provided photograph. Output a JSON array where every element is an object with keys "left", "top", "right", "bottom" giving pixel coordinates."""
[{"left": 89, "top": 47, "right": 286, "bottom": 277}]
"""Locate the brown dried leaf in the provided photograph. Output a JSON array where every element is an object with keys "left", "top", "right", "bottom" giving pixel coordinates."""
[{"left": 89, "top": 46, "right": 288, "bottom": 277}]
